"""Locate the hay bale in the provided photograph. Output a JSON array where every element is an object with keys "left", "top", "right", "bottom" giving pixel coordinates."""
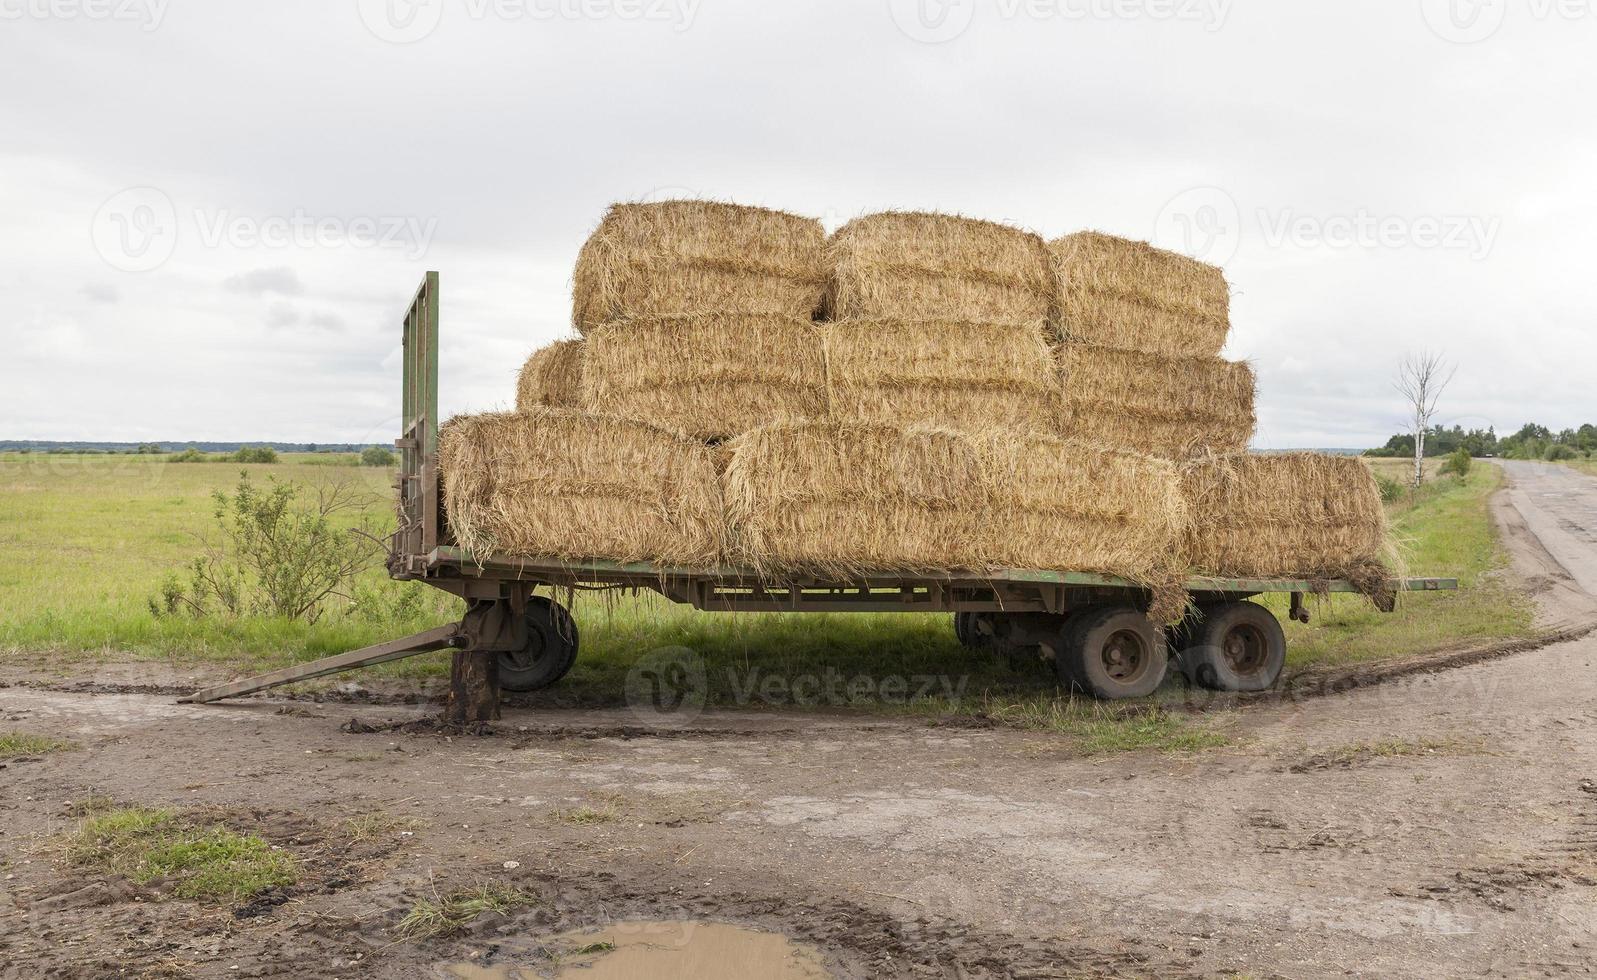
[
  {"left": 971, "top": 430, "right": 1189, "bottom": 589},
  {"left": 825, "top": 211, "right": 1052, "bottom": 324},
  {"left": 438, "top": 409, "right": 724, "bottom": 566},
  {"left": 1051, "top": 232, "right": 1231, "bottom": 357},
  {"left": 1178, "top": 452, "right": 1390, "bottom": 582},
  {"left": 1062, "top": 344, "right": 1255, "bottom": 458},
  {"left": 572, "top": 200, "right": 826, "bottom": 332},
  {"left": 722, "top": 421, "right": 1186, "bottom": 587},
  {"left": 584, "top": 313, "right": 826, "bottom": 440},
  {"left": 514, "top": 339, "right": 585, "bottom": 410},
  {"left": 823, "top": 318, "right": 1065, "bottom": 435}
]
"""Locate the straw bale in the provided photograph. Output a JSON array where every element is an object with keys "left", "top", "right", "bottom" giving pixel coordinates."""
[
  {"left": 572, "top": 200, "right": 826, "bottom": 332},
  {"left": 439, "top": 409, "right": 724, "bottom": 566},
  {"left": 514, "top": 339, "right": 585, "bottom": 410},
  {"left": 825, "top": 211, "right": 1052, "bottom": 323},
  {"left": 584, "top": 313, "right": 825, "bottom": 439},
  {"left": 1051, "top": 231, "right": 1230, "bottom": 357}
]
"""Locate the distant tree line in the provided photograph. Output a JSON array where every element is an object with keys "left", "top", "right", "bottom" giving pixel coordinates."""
[
  {"left": 3, "top": 441, "right": 385, "bottom": 454},
  {"left": 1366, "top": 423, "right": 1597, "bottom": 462},
  {"left": 11, "top": 443, "right": 397, "bottom": 467}
]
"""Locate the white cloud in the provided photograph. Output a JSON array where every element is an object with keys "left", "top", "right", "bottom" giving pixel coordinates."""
[
  {"left": 223, "top": 266, "right": 304, "bottom": 297},
  {"left": 0, "top": 0, "right": 1591, "bottom": 444}
]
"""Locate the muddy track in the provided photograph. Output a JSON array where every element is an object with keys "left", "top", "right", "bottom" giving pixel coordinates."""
[{"left": 6, "top": 461, "right": 1597, "bottom": 978}]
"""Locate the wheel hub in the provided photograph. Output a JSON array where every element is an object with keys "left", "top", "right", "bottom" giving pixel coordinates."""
[
  {"left": 501, "top": 631, "right": 547, "bottom": 671},
  {"left": 1222, "top": 623, "right": 1268, "bottom": 674},
  {"left": 1101, "top": 629, "right": 1147, "bottom": 681}
]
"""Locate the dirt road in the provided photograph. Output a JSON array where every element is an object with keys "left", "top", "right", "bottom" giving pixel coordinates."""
[{"left": 5, "top": 463, "right": 1597, "bottom": 979}]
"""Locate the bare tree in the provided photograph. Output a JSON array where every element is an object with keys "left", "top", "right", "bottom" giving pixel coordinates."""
[{"left": 1393, "top": 351, "right": 1457, "bottom": 488}]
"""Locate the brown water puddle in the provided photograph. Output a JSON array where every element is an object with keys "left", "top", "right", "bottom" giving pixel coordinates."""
[{"left": 443, "top": 920, "right": 832, "bottom": 979}]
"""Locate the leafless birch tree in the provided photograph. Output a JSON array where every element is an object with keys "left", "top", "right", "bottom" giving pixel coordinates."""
[{"left": 1394, "top": 351, "right": 1457, "bottom": 488}]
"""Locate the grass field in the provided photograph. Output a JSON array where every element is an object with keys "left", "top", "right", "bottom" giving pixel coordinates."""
[{"left": 0, "top": 452, "right": 1534, "bottom": 731}]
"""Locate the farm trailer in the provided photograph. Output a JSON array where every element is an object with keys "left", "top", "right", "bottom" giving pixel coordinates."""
[{"left": 184, "top": 273, "right": 1458, "bottom": 718}]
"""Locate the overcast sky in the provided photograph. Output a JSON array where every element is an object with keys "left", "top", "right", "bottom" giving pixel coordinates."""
[{"left": 2, "top": 0, "right": 1591, "bottom": 448}]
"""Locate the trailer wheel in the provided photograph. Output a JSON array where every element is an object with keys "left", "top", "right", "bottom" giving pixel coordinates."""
[
  {"left": 497, "top": 596, "right": 579, "bottom": 693},
  {"left": 1178, "top": 601, "right": 1285, "bottom": 693},
  {"left": 1059, "top": 606, "right": 1168, "bottom": 700},
  {"left": 953, "top": 612, "right": 985, "bottom": 649}
]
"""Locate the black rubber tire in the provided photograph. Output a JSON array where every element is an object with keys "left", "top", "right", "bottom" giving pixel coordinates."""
[
  {"left": 1178, "top": 601, "right": 1286, "bottom": 693},
  {"left": 1052, "top": 610, "right": 1094, "bottom": 692},
  {"left": 497, "top": 596, "right": 579, "bottom": 693},
  {"left": 1064, "top": 606, "right": 1169, "bottom": 700},
  {"left": 953, "top": 612, "right": 984, "bottom": 649}
]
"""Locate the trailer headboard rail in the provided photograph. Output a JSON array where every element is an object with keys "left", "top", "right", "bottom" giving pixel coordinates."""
[{"left": 396, "top": 271, "right": 441, "bottom": 564}]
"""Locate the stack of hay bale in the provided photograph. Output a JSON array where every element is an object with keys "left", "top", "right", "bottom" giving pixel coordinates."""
[
  {"left": 441, "top": 199, "right": 1389, "bottom": 602},
  {"left": 454, "top": 201, "right": 829, "bottom": 564},
  {"left": 821, "top": 212, "right": 1064, "bottom": 436},
  {"left": 571, "top": 201, "right": 829, "bottom": 440},
  {"left": 1050, "top": 232, "right": 1254, "bottom": 458},
  {"left": 725, "top": 211, "right": 1187, "bottom": 606},
  {"left": 1052, "top": 231, "right": 1387, "bottom": 582}
]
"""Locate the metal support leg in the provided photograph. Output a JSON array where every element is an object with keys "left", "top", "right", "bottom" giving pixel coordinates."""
[{"left": 178, "top": 624, "right": 461, "bottom": 704}]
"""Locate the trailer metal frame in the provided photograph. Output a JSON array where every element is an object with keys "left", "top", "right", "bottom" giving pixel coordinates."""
[{"left": 183, "top": 273, "right": 1458, "bottom": 707}]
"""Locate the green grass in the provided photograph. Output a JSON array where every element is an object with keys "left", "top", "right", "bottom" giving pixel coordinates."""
[
  {"left": 972, "top": 697, "right": 1232, "bottom": 752},
  {"left": 0, "top": 453, "right": 1535, "bottom": 740},
  {"left": 395, "top": 882, "right": 534, "bottom": 940},
  {"left": 1306, "top": 736, "right": 1480, "bottom": 766},
  {"left": 67, "top": 806, "right": 297, "bottom": 902},
  {"left": 0, "top": 731, "right": 77, "bottom": 758},
  {"left": 0, "top": 453, "right": 461, "bottom": 675}
]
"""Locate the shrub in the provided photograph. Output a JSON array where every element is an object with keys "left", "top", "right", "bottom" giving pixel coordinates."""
[
  {"left": 361, "top": 446, "right": 397, "bottom": 467},
  {"left": 230, "top": 446, "right": 278, "bottom": 464},
  {"left": 1375, "top": 474, "right": 1405, "bottom": 504},
  {"left": 1438, "top": 448, "right": 1472, "bottom": 478},
  {"left": 169, "top": 447, "right": 210, "bottom": 463},
  {"left": 148, "top": 472, "right": 382, "bottom": 624},
  {"left": 1546, "top": 444, "right": 1577, "bottom": 462}
]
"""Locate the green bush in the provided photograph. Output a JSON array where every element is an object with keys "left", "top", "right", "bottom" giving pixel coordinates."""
[
  {"left": 1438, "top": 448, "right": 1472, "bottom": 478},
  {"left": 360, "top": 446, "right": 397, "bottom": 467},
  {"left": 1375, "top": 474, "right": 1406, "bottom": 503},
  {"left": 1545, "top": 444, "right": 1577, "bottom": 462},
  {"left": 169, "top": 447, "right": 210, "bottom": 463},
  {"left": 148, "top": 472, "right": 381, "bottom": 624},
  {"left": 229, "top": 446, "right": 278, "bottom": 464}
]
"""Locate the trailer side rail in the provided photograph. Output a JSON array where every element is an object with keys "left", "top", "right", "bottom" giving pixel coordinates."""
[{"left": 407, "top": 546, "right": 1456, "bottom": 614}]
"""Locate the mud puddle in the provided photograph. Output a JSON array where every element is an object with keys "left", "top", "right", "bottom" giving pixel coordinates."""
[{"left": 442, "top": 920, "right": 830, "bottom": 979}]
